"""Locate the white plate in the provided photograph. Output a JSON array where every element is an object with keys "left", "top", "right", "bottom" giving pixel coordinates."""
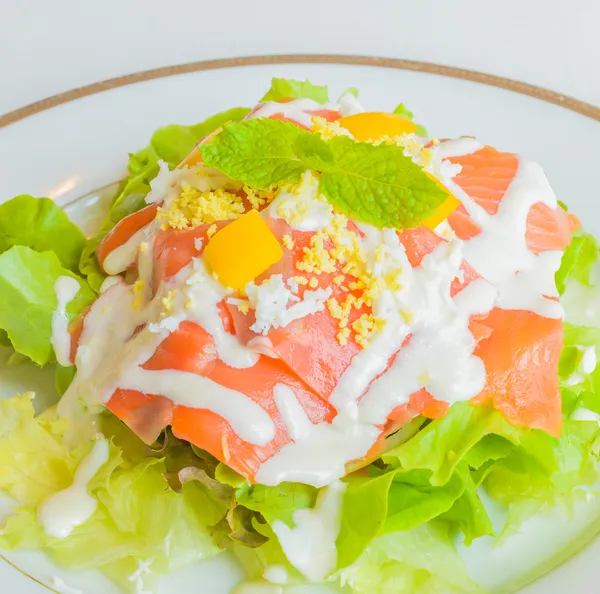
[{"left": 1, "top": 57, "right": 599, "bottom": 594}]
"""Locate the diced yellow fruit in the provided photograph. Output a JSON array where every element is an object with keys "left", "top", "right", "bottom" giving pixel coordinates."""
[
  {"left": 204, "top": 210, "right": 283, "bottom": 289},
  {"left": 422, "top": 194, "right": 461, "bottom": 230},
  {"left": 177, "top": 127, "right": 224, "bottom": 169},
  {"left": 338, "top": 112, "right": 418, "bottom": 142}
]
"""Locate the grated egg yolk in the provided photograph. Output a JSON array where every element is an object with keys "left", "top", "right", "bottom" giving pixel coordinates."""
[{"left": 157, "top": 185, "right": 245, "bottom": 230}]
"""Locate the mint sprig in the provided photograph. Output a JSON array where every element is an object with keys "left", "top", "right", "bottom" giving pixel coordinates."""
[{"left": 199, "top": 119, "right": 448, "bottom": 229}]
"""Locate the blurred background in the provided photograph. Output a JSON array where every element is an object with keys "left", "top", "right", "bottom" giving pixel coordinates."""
[{"left": 1, "top": 0, "right": 599, "bottom": 115}]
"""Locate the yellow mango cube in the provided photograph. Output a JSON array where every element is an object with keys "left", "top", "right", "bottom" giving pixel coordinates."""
[
  {"left": 338, "top": 112, "right": 417, "bottom": 142},
  {"left": 204, "top": 210, "right": 283, "bottom": 290}
]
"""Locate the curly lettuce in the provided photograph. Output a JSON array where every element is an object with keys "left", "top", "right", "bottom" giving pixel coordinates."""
[
  {"left": 0, "top": 396, "right": 223, "bottom": 593},
  {"left": 79, "top": 107, "right": 251, "bottom": 291}
]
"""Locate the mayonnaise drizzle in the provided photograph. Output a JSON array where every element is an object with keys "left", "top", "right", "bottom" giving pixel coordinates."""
[
  {"left": 51, "top": 276, "right": 81, "bottom": 367},
  {"left": 271, "top": 480, "right": 346, "bottom": 582},
  {"left": 267, "top": 171, "right": 333, "bottom": 232},
  {"left": 256, "top": 385, "right": 379, "bottom": 487},
  {"left": 183, "top": 258, "right": 259, "bottom": 368},
  {"left": 38, "top": 438, "right": 109, "bottom": 538},
  {"left": 120, "top": 367, "right": 275, "bottom": 445},
  {"left": 102, "top": 222, "right": 157, "bottom": 275},
  {"left": 445, "top": 155, "right": 563, "bottom": 318}
]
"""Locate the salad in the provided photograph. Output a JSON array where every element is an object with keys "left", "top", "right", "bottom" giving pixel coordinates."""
[{"left": 0, "top": 77, "right": 599, "bottom": 594}]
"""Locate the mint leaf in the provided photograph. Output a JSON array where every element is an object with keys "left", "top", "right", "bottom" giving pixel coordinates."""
[
  {"left": 200, "top": 118, "right": 310, "bottom": 189},
  {"left": 319, "top": 135, "right": 448, "bottom": 228},
  {"left": 260, "top": 78, "right": 329, "bottom": 103},
  {"left": 0, "top": 195, "right": 86, "bottom": 272},
  {"left": 0, "top": 246, "right": 95, "bottom": 365},
  {"left": 293, "top": 132, "right": 334, "bottom": 171}
]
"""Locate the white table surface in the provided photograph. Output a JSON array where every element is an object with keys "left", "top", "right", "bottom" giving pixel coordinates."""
[{"left": 0, "top": 0, "right": 599, "bottom": 116}]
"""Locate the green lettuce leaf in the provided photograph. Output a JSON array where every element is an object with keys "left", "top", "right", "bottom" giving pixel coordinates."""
[
  {"left": 109, "top": 107, "right": 250, "bottom": 222},
  {"left": 382, "top": 402, "right": 521, "bottom": 486},
  {"left": 556, "top": 230, "right": 599, "bottom": 295},
  {"left": 0, "top": 246, "right": 95, "bottom": 365},
  {"left": 261, "top": 78, "right": 329, "bottom": 103},
  {"left": 340, "top": 522, "right": 483, "bottom": 593},
  {"left": 0, "top": 195, "right": 86, "bottom": 272},
  {"left": 0, "top": 395, "right": 220, "bottom": 593}
]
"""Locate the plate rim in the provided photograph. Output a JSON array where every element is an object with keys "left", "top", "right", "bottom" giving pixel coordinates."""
[
  {"left": 1, "top": 53, "right": 599, "bottom": 594},
  {"left": 0, "top": 54, "right": 599, "bottom": 129}
]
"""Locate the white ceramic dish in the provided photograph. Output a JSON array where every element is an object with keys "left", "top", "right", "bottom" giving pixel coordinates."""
[{"left": 0, "top": 56, "right": 599, "bottom": 594}]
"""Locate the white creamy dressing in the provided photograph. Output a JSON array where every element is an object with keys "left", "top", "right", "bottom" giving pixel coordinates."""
[
  {"left": 571, "top": 407, "right": 600, "bottom": 424},
  {"left": 120, "top": 367, "right": 274, "bottom": 445},
  {"left": 358, "top": 241, "right": 490, "bottom": 426},
  {"left": 245, "top": 274, "right": 332, "bottom": 335},
  {"left": 102, "top": 221, "right": 158, "bottom": 275},
  {"left": 38, "top": 438, "right": 109, "bottom": 538},
  {"left": 256, "top": 384, "right": 379, "bottom": 486},
  {"left": 271, "top": 480, "right": 346, "bottom": 582},
  {"left": 564, "top": 345, "right": 597, "bottom": 386},
  {"left": 268, "top": 171, "right": 334, "bottom": 231},
  {"left": 445, "top": 155, "right": 563, "bottom": 319},
  {"left": 183, "top": 258, "right": 259, "bottom": 368},
  {"left": 263, "top": 565, "right": 289, "bottom": 585},
  {"left": 99, "top": 275, "right": 122, "bottom": 293},
  {"left": 128, "top": 558, "right": 154, "bottom": 594},
  {"left": 51, "top": 276, "right": 81, "bottom": 367}
]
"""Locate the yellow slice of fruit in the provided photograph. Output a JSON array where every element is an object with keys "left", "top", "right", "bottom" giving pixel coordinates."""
[
  {"left": 337, "top": 112, "right": 418, "bottom": 141},
  {"left": 204, "top": 210, "right": 283, "bottom": 290}
]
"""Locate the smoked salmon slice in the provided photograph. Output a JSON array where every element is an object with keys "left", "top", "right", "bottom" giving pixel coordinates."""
[
  {"left": 472, "top": 308, "right": 563, "bottom": 437},
  {"left": 107, "top": 320, "right": 336, "bottom": 480},
  {"left": 83, "top": 139, "right": 575, "bottom": 482},
  {"left": 97, "top": 203, "right": 159, "bottom": 271},
  {"left": 447, "top": 146, "right": 572, "bottom": 254}
]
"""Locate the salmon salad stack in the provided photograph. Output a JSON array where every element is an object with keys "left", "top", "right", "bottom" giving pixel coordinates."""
[{"left": 0, "top": 78, "right": 599, "bottom": 594}]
